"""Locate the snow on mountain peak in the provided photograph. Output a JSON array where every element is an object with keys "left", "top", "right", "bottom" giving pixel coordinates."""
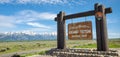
[{"left": 0, "top": 31, "right": 57, "bottom": 36}]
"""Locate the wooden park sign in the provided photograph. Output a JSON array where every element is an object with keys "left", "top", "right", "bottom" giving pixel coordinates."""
[
  {"left": 55, "top": 3, "right": 112, "bottom": 51},
  {"left": 68, "top": 21, "right": 92, "bottom": 40}
]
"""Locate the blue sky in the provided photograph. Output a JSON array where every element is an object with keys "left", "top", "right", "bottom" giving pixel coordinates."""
[{"left": 0, "top": 0, "right": 120, "bottom": 38}]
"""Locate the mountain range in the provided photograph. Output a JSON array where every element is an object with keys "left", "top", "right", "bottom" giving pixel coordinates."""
[{"left": 0, "top": 31, "right": 57, "bottom": 41}]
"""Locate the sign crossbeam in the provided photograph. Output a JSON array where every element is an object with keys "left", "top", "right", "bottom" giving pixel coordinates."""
[{"left": 55, "top": 8, "right": 112, "bottom": 21}]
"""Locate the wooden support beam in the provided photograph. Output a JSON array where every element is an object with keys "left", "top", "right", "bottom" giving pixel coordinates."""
[
  {"left": 95, "top": 3, "right": 108, "bottom": 51},
  {"left": 57, "top": 11, "right": 66, "bottom": 49}
]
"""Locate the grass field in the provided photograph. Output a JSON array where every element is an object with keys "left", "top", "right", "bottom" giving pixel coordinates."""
[{"left": 0, "top": 39, "right": 120, "bottom": 56}]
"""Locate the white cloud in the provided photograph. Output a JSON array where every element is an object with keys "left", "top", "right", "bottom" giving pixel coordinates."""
[
  {"left": 17, "top": 0, "right": 65, "bottom": 4},
  {"left": 0, "top": 0, "right": 86, "bottom": 6},
  {"left": 0, "top": 15, "right": 16, "bottom": 28},
  {"left": 25, "top": 28, "right": 54, "bottom": 32},
  {"left": 27, "top": 22, "right": 50, "bottom": 28},
  {"left": 108, "top": 32, "right": 120, "bottom": 38},
  {"left": 0, "top": 0, "right": 11, "bottom": 4},
  {"left": 0, "top": 10, "right": 56, "bottom": 29},
  {"left": 37, "top": 13, "right": 56, "bottom": 20},
  {"left": 0, "top": 23, "right": 15, "bottom": 28},
  {"left": 0, "top": 0, "right": 66, "bottom": 4},
  {"left": 0, "top": 10, "right": 56, "bottom": 22},
  {"left": 15, "top": 10, "right": 56, "bottom": 23}
]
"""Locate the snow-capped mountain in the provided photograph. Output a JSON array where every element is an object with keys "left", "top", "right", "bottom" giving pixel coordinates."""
[{"left": 0, "top": 31, "right": 57, "bottom": 41}]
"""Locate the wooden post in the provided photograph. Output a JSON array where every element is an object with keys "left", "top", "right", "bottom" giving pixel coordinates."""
[
  {"left": 95, "top": 3, "right": 108, "bottom": 51},
  {"left": 57, "top": 11, "right": 66, "bottom": 49}
]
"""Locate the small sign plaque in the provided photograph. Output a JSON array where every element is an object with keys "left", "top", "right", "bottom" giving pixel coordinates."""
[
  {"left": 68, "top": 21, "right": 93, "bottom": 40},
  {"left": 95, "top": 12, "right": 103, "bottom": 18}
]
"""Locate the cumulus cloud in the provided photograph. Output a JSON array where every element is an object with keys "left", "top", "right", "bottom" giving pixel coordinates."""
[
  {"left": 15, "top": 10, "right": 56, "bottom": 23},
  {"left": 0, "top": 15, "right": 16, "bottom": 28},
  {"left": 0, "top": 10, "right": 56, "bottom": 28},
  {"left": 24, "top": 27, "right": 55, "bottom": 33},
  {"left": 27, "top": 22, "right": 51, "bottom": 29}
]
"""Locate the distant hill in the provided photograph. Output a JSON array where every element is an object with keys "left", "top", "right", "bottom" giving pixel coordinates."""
[
  {"left": 109, "top": 38, "right": 120, "bottom": 40},
  {"left": 0, "top": 32, "right": 57, "bottom": 41},
  {"left": 0, "top": 31, "right": 119, "bottom": 41}
]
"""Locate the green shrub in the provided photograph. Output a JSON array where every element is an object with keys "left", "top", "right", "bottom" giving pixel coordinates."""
[
  {"left": 11, "top": 54, "right": 20, "bottom": 57},
  {"left": 0, "top": 48, "right": 7, "bottom": 52},
  {"left": 38, "top": 50, "right": 48, "bottom": 55}
]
